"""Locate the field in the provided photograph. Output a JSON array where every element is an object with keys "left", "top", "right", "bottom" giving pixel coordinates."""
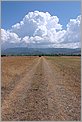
[{"left": 1, "top": 56, "right": 81, "bottom": 121}]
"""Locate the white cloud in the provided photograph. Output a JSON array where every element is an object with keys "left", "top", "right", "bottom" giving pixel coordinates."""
[
  {"left": 1, "top": 11, "right": 81, "bottom": 49},
  {"left": 61, "top": 15, "right": 81, "bottom": 44},
  {"left": 1, "top": 29, "right": 21, "bottom": 44},
  {"left": 11, "top": 11, "right": 62, "bottom": 38},
  {"left": 1, "top": 29, "right": 21, "bottom": 49},
  {"left": 53, "top": 42, "right": 80, "bottom": 48}
]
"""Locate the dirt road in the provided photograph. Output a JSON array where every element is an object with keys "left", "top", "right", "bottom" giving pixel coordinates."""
[{"left": 1, "top": 56, "right": 81, "bottom": 121}]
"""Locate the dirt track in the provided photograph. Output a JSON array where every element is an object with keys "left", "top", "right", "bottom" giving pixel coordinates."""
[{"left": 1, "top": 56, "right": 81, "bottom": 121}]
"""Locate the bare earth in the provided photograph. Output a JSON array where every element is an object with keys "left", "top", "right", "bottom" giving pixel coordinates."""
[{"left": 1, "top": 56, "right": 81, "bottom": 121}]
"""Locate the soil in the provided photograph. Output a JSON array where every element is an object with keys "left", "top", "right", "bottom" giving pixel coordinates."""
[{"left": 1, "top": 56, "right": 81, "bottom": 121}]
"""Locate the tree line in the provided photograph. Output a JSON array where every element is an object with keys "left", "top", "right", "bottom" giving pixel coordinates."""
[{"left": 1, "top": 53, "right": 81, "bottom": 57}]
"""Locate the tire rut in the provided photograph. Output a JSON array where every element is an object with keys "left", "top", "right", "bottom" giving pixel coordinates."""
[
  {"left": 1, "top": 57, "right": 81, "bottom": 121},
  {"left": 1, "top": 57, "right": 41, "bottom": 121},
  {"left": 1, "top": 58, "right": 38, "bottom": 103}
]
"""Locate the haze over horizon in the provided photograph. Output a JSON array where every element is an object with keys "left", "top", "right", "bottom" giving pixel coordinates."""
[{"left": 1, "top": 1, "right": 81, "bottom": 49}]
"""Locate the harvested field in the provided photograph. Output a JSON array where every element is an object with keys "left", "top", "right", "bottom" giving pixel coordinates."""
[{"left": 1, "top": 56, "right": 81, "bottom": 121}]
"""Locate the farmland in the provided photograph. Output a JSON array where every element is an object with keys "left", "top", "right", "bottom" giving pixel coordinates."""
[{"left": 1, "top": 56, "right": 81, "bottom": 121}]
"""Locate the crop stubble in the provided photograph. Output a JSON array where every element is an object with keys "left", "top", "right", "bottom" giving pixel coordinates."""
[{"left": 1, "top": 56, "right": 81, "bottom": 121}]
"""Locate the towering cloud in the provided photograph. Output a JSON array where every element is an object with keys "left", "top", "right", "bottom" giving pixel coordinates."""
[{"left": 1, "top": 11, "right": 81, "bottom": 49}]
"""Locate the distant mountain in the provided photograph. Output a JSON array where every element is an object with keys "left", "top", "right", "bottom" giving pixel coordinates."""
[{"left": 1, "top": 47, "right": 81, "bottom": 56}]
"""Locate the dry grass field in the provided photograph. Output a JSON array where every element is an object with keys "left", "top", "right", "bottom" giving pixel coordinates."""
[{"left": 1, "top": 56, "right": 81, "bottom": 121}]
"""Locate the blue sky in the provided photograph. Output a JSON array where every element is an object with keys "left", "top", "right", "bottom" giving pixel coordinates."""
[
  {"left": 1, "top": 1, "right": 81, "bottom": 49},
  {"left": 1, "top": 1, "right": 81, "bottom": 30}
]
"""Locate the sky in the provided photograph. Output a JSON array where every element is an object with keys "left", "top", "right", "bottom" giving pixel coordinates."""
[{"left": 1, "top": 1, "right": 81, "bottom": 49}]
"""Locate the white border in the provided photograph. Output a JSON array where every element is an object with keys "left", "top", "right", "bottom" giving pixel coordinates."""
[{"left": 0, "top": 0, "right": 81, "bottom": 122}]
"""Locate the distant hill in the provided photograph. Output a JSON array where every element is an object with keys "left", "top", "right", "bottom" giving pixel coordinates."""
[{"left": 1, "top": 47, "right": 81, "bottom": 56}]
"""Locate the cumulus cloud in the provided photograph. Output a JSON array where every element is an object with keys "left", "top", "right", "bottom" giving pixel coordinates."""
[
  {"left": 1, "top": 29, "right": 21, "bottom": 49},
  {"left": 1, "top": 11, "right": 81, "bottom": 49},
  {"left": 61, "top": 15, "right": 81, "bottom": 44},
  {"left": 11, "top": 11, "right": 62, "bottom": 38}
]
